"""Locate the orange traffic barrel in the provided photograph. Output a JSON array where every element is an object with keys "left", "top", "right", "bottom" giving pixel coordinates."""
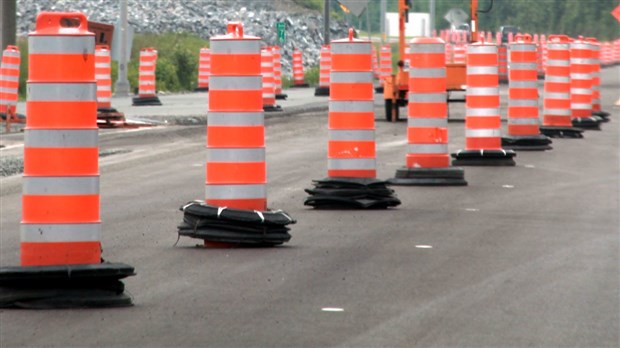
[
  {"left": 601, "top": 41, "right": 613, "bottom": 67},
  {"left": 444, "top": 42, "right": 453, "bottom": 64},
  {"left": 502, "top": 34, "right": 552, "bottom": 150},
  {"left": 132, "top": 47, "right": 162, "bottom": 106},
  {"left": 0, "top": 45, "right": 20, "bottom": 119},
  {"left": 95, "top": 45, "right": 112, "bottom": 109},
  {"left": 452, "top": 39, "right": 516, "bottom": 166},
  {"left": 570, "top": 37, "right": 600, "bottom": 129},
  {"left": 586, "top": 37, "right": 609, "bottom": 121},
  {"left": 372, "top": 45, "right": 379, "bottom": 79},
  {"left": 388, "top": 37, "right": 466, "bottom": 186},
  {"left": 291, "top": 48, "right": 309, "bottom": 87},
  {"left": 195, "top": 47, "right": 210, "bottom": 92},
  {"left": 614, "top": 39, "right": 620, "bottom": 64},
  {"left": 305, "top": 29, "right": 400, "bottom": 209},
  {"left": 379, "top": 44, "right": 392, "bottom": 84},
  {"left": 540, "top": 35, "right": 583, "bottom": 138},
  {"left": 261, "top": 47, "right": 280, "bottom": 111},
  {"left": 0, "top": 12, "right": 135, "bottom": 309},
  {"left": 497, "top": 32, "right": 508, "bottom": 83},
  {"left": 315, "top": 44, "right": 330, "bottom": 96},
  {"left": 272, "top": 46, "right": 287, "bottom": 99},
  {"left": 177, "top": 22, "right": 294, "bottom": 247},
  {"left": 453, "top": 42, "right": 466, "bottom": 65}
]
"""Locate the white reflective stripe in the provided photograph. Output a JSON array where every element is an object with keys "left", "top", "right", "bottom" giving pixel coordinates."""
[
  {"left": 98, "top": 85, "right": 112, "bottom": 91},
  {"left": 27, "top": 83, "right": 96, "bottom": 101},
  {"left": 140, "top": 61, "right": 156, "bottom": 67},
  {"left": 208, "top": 112, "right": 264, "bottom": 126},
  {"left": 510, "top": 80, "right": 538, "bottom": 88},
  {"left": 330, "top": 71, "right": 373, "bottom": 83},
  {"left": 571, "top": 103, "right": 591, "bottom": 109},
  {"left": 508, "top": 118, "right": 539, "bottom": 125},
  {"left": 467, "top": 87, "right": 498, "bottom": 96},
  {"left": 210, "top": 76, "right": 261, "bottom": 90},
  {"left": 467, "top": 45, "right": 497, "bottom": 54},
  {"left": 29, "top": 36, "right": 95, "bottom": 54},
  {"left": 95, "top": 51, "right": 109, "bottom": 56},
  {"left": 95, "top": 74, "right": 109, "bottom": 80},
  {"left": 571, "top": 88, "right": 591, "bottom": 95},
  {"left": 2, "top": 51, "right": 20, "bottom": 57},
  {"left": 407, "top": 117, "right": 447, "bottom": 127},
  {"left": 408, "top": 144, "right": 448, "bottom": 154},
  {"left": 331, "top": 43, "right": 371, "bottom": 54},
  {"left": 544, "top": 108, "right": 571, "bottom": 116},
  {"left": 1, "top": 75, "right": 19, "bottom": 81},
  {"left": 328, "top": 158, "right": 376, "bottom": 170},
  {"left": 206, "top": 184, "right": 265, "bottom": 199},
  {"left": 546, "top": 59, "right": 569, "bottom": 66},
  {"left": 570, "top": 73, "right": 590, "bottom": 80},
  {"left": 25, "top": 129, "right": 98, "bottom": 148},
  {"left": 23, "top": 176, "right": 99, "bottom": 195},
  {"left": 571, "top": 43, "right": 590, "bottom": 50},
  {"left": 95, "top": 63, "right": 109, "bottom": 68},
  {"left": 207, "top": 148, "right": 265, "bottom": 162},
  {"left": 21, "top": 224, "right": 101, "bottom": 242},
  {"left": 547, "top": 44, "right": 569, "bottom": 50},
  {"left": 410, "top": 43, "right": 444, "bottom": 53},
  {"left": 510, "top": 99, "right": 539, "bottom": 107},
  {"left": 545, "top": 92, "right": 570, "bottom": 100},
  {"left": 0, "top": 87, "right": 16, "bottom": 93},
  {"left": 466, "top": 129, "right": 501, "bottom": 137},
  {"left": 210, "top": 40, "right": 260, "bottom": 54},
  {"left": 98, "top": 98, "right": 111, "bottom": 102},
  {"left": 330, "top": 101, "right": 374, "bottom": 112},
  {"left": 467, "top": 108, "right": 499, "bottom": 116},
  {"left": 510, "top": 44, "right": 537, "bottom": 52},
  {"left": 468, "top": 66, "right": 498, "bottom": 75},
  {"left": 1, "top": 63, "right": 20, "bottom": 70},
  {"left": 545, "top": 75, "right": 570, "bottom": 83},
  {"left": 509, "top": 62, "right": 537, "bottom": 70},
  {"left": 409, "top": 68, "right": 445, "bottom": 78},
  {"left": 408, "top": 93, "right": 446, "bottom": 102},
  {"left": 329, "top": 130, "right": 374, "bottom": 141},
  {"left": 570, "top": 58, "right": 590, "bottom": 65}
]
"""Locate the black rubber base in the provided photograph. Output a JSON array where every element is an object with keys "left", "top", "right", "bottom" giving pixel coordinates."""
[
  {"left": 132, "top": 96, "right": 162, "bottom": 106},
  {"left": 0, "top": 262, "right": 135, "bottom": 309},
  {"left": 264, "top": 105, "right": 283, "bottom": 112},
  {"left": 178, "top": 202, "right": 295, "bottom": 247},
  {"left": 593, "top": 110, "right": 610, "bottom": 122},
  {"left": 194, "top": 87, "right": 209, "bottom": 92},
  {"left": 501, "top": 134, "right": 553, "bottom": 151},
  {"left": 314, "top": 86, "right": 330, "bottom": 96},
  {"left": 539, "top": 126, "right": 584, "bottom": 138},
  {"left": 305, "top": 177, "right": 401, "bottom": 209},
  {"left": 291, "top": 83, "right": 310, "bottom": 88},
  {"left": 572, "top": 116, "right": 601, "bottom": 130},
  {"left": 387, "top": 167, "right": 467, "bottom": 186},
  {"left": 451, "top": 149, "right": 517, "bottom": 166},
  {"left": 276, "top": 93, "right": 288, "bottom": 100},
  {"left": 374, "top": 86, "right": 384, "bottom": 94}
]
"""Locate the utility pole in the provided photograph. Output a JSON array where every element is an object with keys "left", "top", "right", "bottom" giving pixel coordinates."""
[
  {"left": 366, "top": 5, "right": 371, "bottom": 41},
  {"left": 429, "top": 0, "right": 435, "bottom": 36},
  {"left": 0, "top": 0, "right": 17, "bottom": 50},
  {"left": 114, "top": 0, "right": 131, "bottom": 96},
  {"left": 324, "top": 0, "right": 330, "bottom": 44},
  {"left": 380, "top": 0, "right": 386, "bottom": 44}
]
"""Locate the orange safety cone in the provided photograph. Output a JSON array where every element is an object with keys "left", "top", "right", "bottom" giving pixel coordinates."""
[
  {"left": 452, "top": 38, "right": 516, "bottom": 166},
  {"left": 261, "top": 47, "right": 281, "bottom": 112},
  {"left": 272, "top": 46, "right": 287, "bottom": 99},
  {"left": 132, "top": 47, "right": 162, "bottom": 106},
  {"left": 586, "top": 37, "right": 610, "bottom": 121},
  {"left": 501, "top": 34, "right": 552, "bottom": 150},
  {"left": 95, "top": 45, "right": 125, "bottom": 128},
  {"left": 291, "top": 47, "right": 309, "bottom": 88},
  {"left": 540, "top": 35, "right": 584, "bottom": 138},
  {"left": 177, "top": 22, "right": 294, "bottom": 247},
  {"left": 0, "top": 45, "right": 22, "bottom": 129},
  {"left": 314, "top": 44, "right": 331, "bottom": 96},
  {"left": 195, "top": 47, "right": 210, "bottom": 92},
  {"left": 570, "top": 37, "right": 601, "bottom": 130},
  {"left": 0, "top": 12, "right": 135, "bottom": 309},
  {"left": 388, "top": 37, "right": 467, "bottom": 186},
  {"left": 305, "top": 29, "right": 401, "bottom": 209},
  {"left": 376, "top": 44, "right": 392, "bottom": 93}
]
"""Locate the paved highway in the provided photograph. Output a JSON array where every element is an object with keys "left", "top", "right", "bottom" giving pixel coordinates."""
[{"left": 1, "top": 66, "right": 618, "bottom": 347}]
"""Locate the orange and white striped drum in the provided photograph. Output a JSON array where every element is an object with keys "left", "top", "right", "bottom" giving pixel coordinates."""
[
  {"left": 379, "top": 44, "right": 392, "bottom": 84},
  {"left": 207, "top": 22, "right": 265, "bottom": 211},
  {"left": 600, "top": 41, "right": 613, "bottom": 67},
  {"left": 0, "top": 45, "right": 20, "bottom": 117},
  {"left": 261, "top": 47, "right": 277, "bottom": 110},
  {"left": 292, "top": 48, "right": 307, "bottom": 87},
  {"left": 371, "top": 45, "right": 379, "bottom": 79},
  {"left": 452, "top": 39, "right": 516, "bottom": 166},
  {"left": 328, "top": 29, "right": 375, "bottom": 178},
  {"left": 614, "top": 39, "right": 620, "bottom": 64},
  {"left": 586, "top": 38, "right": 607, "bottom": 120},
  {"left": 138, "top": 47, "right": 157, "bottom": 97},
  {"left": 315, "top": 45, "right": 331, "bottom": 96},
  {"left": 453, "top": 43, "right": 466, "bottom": 65},
  {"left": 95, "top": 45, "right": 112, "bottom": 109},
  {"left": 272, "top": 46, "right": 285, "bottom": 98},
  {"left": 197, "top": 47, "right": 210, "bottom": 91},
  {"left": 23, "top": 12, "right": 100, "bottom": 266},
  {"left": 570, "top": 37, "right": 600, "bottom": 129}
]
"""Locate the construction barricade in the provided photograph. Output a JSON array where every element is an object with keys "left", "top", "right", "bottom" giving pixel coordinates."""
[
  {"left": 95, "top": 45, "right": 126, "bottom": 128},
  {"left": 586, "top": 37, "right": 609, "bottom": 121},
  {"left": 388, "top": 37, "right": 466, "bottom": 186},
  {"left": 315, "top": 44, "right": 330, "bottom": 96},
  {"left": 497, "top": 33, "right": 509, "bottom": 83},
  {"left": 569, "top": 37, "right": 600, "bottom": 129},
  {"left": 0, "top": 12, "right": 135, "bottom": 309},
  {"left": 376, "top": 44, "right": 392, "bottom": 93},
  {"left": 291, "top": 47, "right": 309, "bottom": 87},
  {"left": 305, "top": 29, "right": 400, "bottom": 209},
  {"left": 452, "top": 39, "right": 516, "bottom": 166},
  {"left": 195, "top": 47, "right": 210, "bottom": 91},
  {"left": 177, "top": 22, "right": 294, "bottom": 247},
  {"left": 501, "top": 34, "right": 552, "bottom": 150},
  {"left": 261, "top": 47, "right": 281, "bottom": 112},
  {"left": 0, "top": 45, "right": 23, "bottom": 131},
  {"left": 272, "top": 46, "right": 287, "bottom": 99},
  {"left": 132, "top": 47, "right": 162, "bottom": 106}
]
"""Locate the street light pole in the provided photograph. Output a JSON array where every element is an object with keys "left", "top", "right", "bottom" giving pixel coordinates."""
[
  {"left": 0, "top": 0, "right": 17, "bottom": 50},
  {"left": 114, "top": 0, "right": 131, "bottom": 96},
  {"left": 324, "top": 0, "right": 330, "bottom": 44}
]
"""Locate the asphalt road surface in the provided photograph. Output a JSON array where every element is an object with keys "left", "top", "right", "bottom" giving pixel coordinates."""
[{"left": 1, "top": 66, "right": 619, "bottom": 347}]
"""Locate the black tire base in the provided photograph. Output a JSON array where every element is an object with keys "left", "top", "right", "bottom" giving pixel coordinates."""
[
  {"left": 501, "top": 134, "right": 553, "bottom": 151},
  {"left": 592, "top": 110, "right": 610, "bottom": 122},
  {"left": 387, "top": 167, "right": 467, "bottom": 186},
  {"left": 539, "top": 126, "right": 584, "bottom": 138},
  {"left": 291, "top": 83, "right": 310, "bottom": 88},
  {"left": 451, "top": 149, "right": 517, "bottom": 166},
  {"left": 194, "top": 87, "right": 209, "bottom": 92},
  {"left": 276, "top": 93, "right": 288, "bottom": 100},
  {"left": 132, "top": 96, "right": 162, "bottom": 106},
  {"left": 264, "top": 105, "right": 283, "bottom": 112},
  {"left": 305, "top": 177, "right": 401, "bottom": 209},
  {"left": 314, "top": 86, "right": 330, "bottom": 96},
  {"left": 374, "top": 86, "right": 384, "bottom": 94},
  {"left": 572, "top": 116, "right": 602, "bottom": 130}
]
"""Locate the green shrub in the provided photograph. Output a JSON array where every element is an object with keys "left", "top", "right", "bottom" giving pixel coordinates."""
[{"left": 304, "top": 66, "right": 320, "bottom": 86}]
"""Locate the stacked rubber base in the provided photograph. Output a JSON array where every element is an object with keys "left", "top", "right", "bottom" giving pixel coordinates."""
[
  {"left": 592, "top": 110, "right": 611, "bottom": 122},
  {"left": 539, "top": 126, "right": 584, "bottom": 138},
  {"left": 572, "top": 116, "right": 602, "bottom": 130},
  {"left": 0, "top": 263, "right": 135, "bottom": 309},
  {"left": 178, "top": 201, "right": 294, "bottom": 247},
  {"left": 501, "top": 135, "right": 553, "bottom": 151},
  {"left": 264, "top": 105, "right": 283, "bottom": 112},
  {"left": 374, "top": 86, "right": 384, "bottom": 94},
  {"left": 132, "top": 96, "right": 162, "bottom": 106},
  {"left": 194, "top": 87, "right": 209, "bottom": 92},
  {"left": 451, "top": 149, "right": 517, "bottom": 166},
  {"left": 314, "top": 86, "right": 330, "bottom": 96},
  {"left": 97, "top": 107, "right": 126, "bottom": 128},
  {"left": 304, "top": 177, "right": 401, "bottom": 209},
  {"left": 387, "top": 167, "right": 467, "bottom": 186},
  {"left": 276, "top": 93, "right": 288, "bottom": 100},
  {"left": 290, "top": 83, "right": 309, "bottom": 88}
]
